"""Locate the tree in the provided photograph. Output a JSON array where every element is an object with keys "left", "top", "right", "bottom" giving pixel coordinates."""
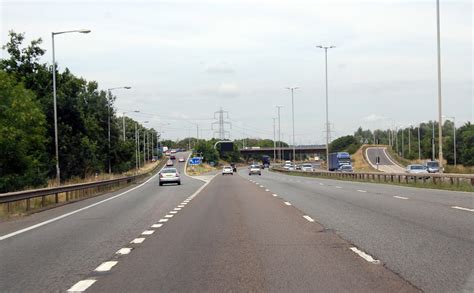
[
  {"left": 329, "top": 135, "right": 360, "bottom": 154},
  {"left": 0, "top": 70, "right": 49, "bottom": 192},
  {"left": 457, "top": 122, "right": 474, "bottom": 166}
]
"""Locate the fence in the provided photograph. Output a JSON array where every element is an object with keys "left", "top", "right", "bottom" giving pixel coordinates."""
[
  {"left": 0, "top": 159, "right": 166, "bottom": 216},
  {"left": 271, "top": 167, "right": 474, "bottom": 189}
]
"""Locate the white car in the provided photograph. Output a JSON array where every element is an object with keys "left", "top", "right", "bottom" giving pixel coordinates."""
[
  {"left": 178, "top": 157, "right": 185, "bottom": 163},
  {"left": 222, "top": 166, "right": 233, "bottom": 175},
  {"left": 406, "top": 164, "right": 428, "bottom": 176},
  {"left": 166, "top": 160, "right": 174, "bottom": 166},
  {"left": 249, "top": 165, "right": 262, "bottom": 175},
  {"left": 159, "top": 168, "right": 181, "bottom": 186},
  {"left": 301, "top": 163, "right": 314, "bottom": 172}
]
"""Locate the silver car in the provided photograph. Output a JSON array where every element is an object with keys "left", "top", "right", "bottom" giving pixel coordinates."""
[
  {"left": 301, "top": 163, "right": 314, "bottom": 172},
  {"left": 249, "top": 165, "right": 262, "bottom": 175},
  {"left": 406, "top": 164, "right": 428, "bottom": 175},
  {"left": 159, "top": 167, "right": 181, "bottom": 186}
]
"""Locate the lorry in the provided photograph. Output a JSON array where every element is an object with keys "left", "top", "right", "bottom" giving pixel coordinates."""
[
  {"left": 261, "top": 155, "right": 271, "bottom": 168},
  {"left": 328, "top": 152, "right": 352, "bottom": 171}
]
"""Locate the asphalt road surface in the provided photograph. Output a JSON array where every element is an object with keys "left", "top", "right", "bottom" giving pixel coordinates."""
[
  {"left": 88, "top": 171, "right": 415, "bottom": 292},
  {"left": 245, "top": 168, "right": 474, "bottom": 292},
  {"left": 0, "top": 153, "right": 203, "bottom": 292},
  {"left": 366, "top": 146, "right": 406, "bottom": 173},
  {"left": 1, "top": 158, "right": 471, "bottom": 292}
]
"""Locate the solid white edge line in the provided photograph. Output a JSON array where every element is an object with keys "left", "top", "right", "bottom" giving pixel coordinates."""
[
  {"left": 94, "top": 261, "right": 118, "bottom": 272},
  {"left": 303, "top": 215, "right": 315, "bottom": 222},
  {"left": 452, "top": 206, "right": 474, "bottom": 212},
  {"left": 350, "top": 247, "right": 381, "bottom": 264},
  {"left": 151, "top": 224, "right": 163, "bottom": 228},
  {"left": 67, "top": 279, "right": 97, "bottom": 292},
  {"left": 116, "top": 248, "right": 132, "bottom": 255},
  {"left": 393, "top": 196, "right": 409, "bottom": 200},
  {"left": 0, "top": 170, "right": 162, "bottom": 241},
  {"left": 130, "top": 238, "right": 145, "bottom": 244},
  {"left": 142, "top": 230, "right": 154, "bottom": 235},
  {"left": 284, "top": 202, "right": 292, "bottom": 206}
]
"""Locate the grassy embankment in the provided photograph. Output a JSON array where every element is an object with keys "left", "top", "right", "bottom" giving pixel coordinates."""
[
  {"left": 186, "top": 163, "right": 217, "bottom": 176},
  {"left": 1, "top": 160, "right": 163, "bottom": 219}
]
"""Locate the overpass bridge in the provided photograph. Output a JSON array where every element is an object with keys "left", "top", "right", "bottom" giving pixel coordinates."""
[{"left": 239, "top": 145, "right": 326, "bottom": 161}]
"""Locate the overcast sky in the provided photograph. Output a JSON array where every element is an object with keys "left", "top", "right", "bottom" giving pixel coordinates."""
[{"left": 2, "top": 0, "right": 472, "bottom": 144}]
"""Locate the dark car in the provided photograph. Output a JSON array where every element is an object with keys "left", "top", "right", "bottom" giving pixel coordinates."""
[{"left": 170, "top": 155, "right": 176, "bottom": 160}]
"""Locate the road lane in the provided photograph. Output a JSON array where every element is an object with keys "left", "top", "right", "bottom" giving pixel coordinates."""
[
  {"left": 89, "top": 172, "right": 416, "bottom": 292},
  {"left": 366, "top": 147, "right": 405, "bottom": 173},
  {"left": 0, "top": 153, "right": 204, "bottom": 293},
  {"left": 246, "top": 168, "right": 474, "bottom": 292}
]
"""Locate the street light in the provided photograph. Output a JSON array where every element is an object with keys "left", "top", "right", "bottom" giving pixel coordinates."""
[
  {"left": 122, "top": 110, "right": 140, "bottom": 141},
  {"left": 52, "top": 29, "right": 91, "bottom": 185},
  {"left": 272, "top": 117, "right": 277, "bottom": 163},
  {"left": 443, "top": 116, "right": 456, "bottom": 166},
  {"left": 436, "top": 0, "right": 444, "bottom": 171},
  {"left": 276, "top": 105, "right": 283, "bottom": 162},
  {"left": 317, "top": 45, "right": 336, "bottom": 170},
  {"left": 286, "top": 87, "right": 299, "bottom": 162},
  {"left": 107, "top": 86, "right": 132, "bottom": 174}
]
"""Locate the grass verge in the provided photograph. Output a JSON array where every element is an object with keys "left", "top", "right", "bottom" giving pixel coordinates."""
[{"left": 270, "top": 169, "right": 474, "bottom": 193}]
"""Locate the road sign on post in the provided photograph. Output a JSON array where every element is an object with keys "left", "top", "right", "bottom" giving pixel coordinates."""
[{"left": 189, "top": 157, "right": 202, "bottom": 165}]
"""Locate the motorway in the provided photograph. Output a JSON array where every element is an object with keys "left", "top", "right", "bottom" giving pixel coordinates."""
[
  {"left": 0, "top": 156, "right": 472, "bottom": 292},
  {"left": 366, "top": 146, "right": 406, "bottom": 173}
]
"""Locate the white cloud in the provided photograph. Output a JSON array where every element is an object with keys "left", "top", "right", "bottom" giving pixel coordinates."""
[
  {"left": 363, "top": 114, "right": 386, "bottom": 122},
  {"left": 204, "top": 62, "right": 235, "bottom": 74},
  {"left": 200, "top": 82, "right": 240, "bottom": 98}
]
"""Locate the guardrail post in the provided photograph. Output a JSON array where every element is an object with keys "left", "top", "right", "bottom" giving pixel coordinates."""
[
  {"left": 471, "top": 178, "right": 474, "bottom": 186},
  {"left": 26, "top": 198, "right": 30, "bottom": 211},
  {"left": 55, "top": 193, "right": 59, "bottom": 204},
  {"left": 42, "top": 195, "right": 45, "bottom": 207}
]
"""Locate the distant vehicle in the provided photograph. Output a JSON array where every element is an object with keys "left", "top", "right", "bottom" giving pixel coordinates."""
[
  {"left": 328, "top": 152, "right": 352, "bottom": 171},
  {"left": 301, "top": 163, "right": 314, "bottom": 172},
  {"left": 230, "top": 163, "right": 237, "bottom": 172},
  {"left": 178, "top": 157, "right": 185, "bottom": 162},
  {"left": 159, "top": 167, "right": 181, "bottom": 186},
  {"left": 295, "top": 164, "right": 302, "bottom": 170},
  {"left": 288, "top": 164, "right": 296, "bottom": 171},
  {"left": 171, "top": 149, "right": 177, "bottom": 154},
  {"left": 262, "top": 155, "right": 271, "bottom": 168},
  {"left": 166, "top": 160, "right": 174, "bottom": 166},
  {"left": 406, "top": 164, "right": 428, "bottom": 175},
  {"left": 170, "top": 155, "right": 176, "bottom": 160},
  {"left": 222, "top": 166, "right": 234, "bottom": 175},
  {"left": 337, "top": 165, "right": 354, "bottom": 173},
  {"left": 249, "top": 164, "right": 262, "bottom": 176},
  {"left": 424, "top": 161, "right": 440, "bottom": 173}
]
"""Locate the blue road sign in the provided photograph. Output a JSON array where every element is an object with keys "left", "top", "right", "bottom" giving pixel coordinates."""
[{"left": 189, "top": 157, "right": 202, "bottom": 165}]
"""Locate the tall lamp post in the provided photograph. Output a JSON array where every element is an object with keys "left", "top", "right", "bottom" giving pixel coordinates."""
[
  {"left": 286, "top": 87, "right": 299, "bottom": 162},
  {"left": 436, "top": 0, "right": 444, "bottom": 171},
  {"left": 317, "top": 45, "right": 335, "bottom": 170},
  {"left": 107, "top": 86, "right": 131, "bottom": 174},
  {"left": 272, "top": 117, "right": 277, "bottom": 162},
  {"left": 276, "top": 105, "right": 283, "bottom": 162},
  {"left": 122, "top": 110, "right": 139, "bottom": 141},
  {"left": 52, "top": 29, "right": 91, "bottom": 185}
]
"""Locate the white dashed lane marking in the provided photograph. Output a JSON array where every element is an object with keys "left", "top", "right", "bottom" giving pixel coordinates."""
[
  {"left": 142, "top": 230, "right": 154, "bottom": 235},
  {"left": 94, "top": 261, "right": 118, "bottom": 272},
  {"left": 67, "top": 279, "right": 97, "bottom": 292},
  {"left": 174, "top": 208, "right": 182, "bottom": 211},
  {"left": 319, "top": 183, "right": 324, "bottom": 186},
  {"left": 303, "top": 215, "right": 315, "bottom": 222},
  {"left": 335, "top": 186, "right": 342, "bottom": 189},
  {"left": 169, "top": 211, "right": 178, "bottom": 214},
  {"left": 178, "top": 205, "right": 185, "bottom": 208},
  {"left": 452, "top": 206, "right": 474, "bottom": 212},
  {"left": 130, "top": 238, "right": 145, "bottom": 244},
  {"left": 151, "top": 224, "right": 163, "bottom": 228},
  {"left": 357, "top": 190, "right": 367, "bottom": 193},
  {"left": 284, "top": 202, "right": 292, "bottom": 206},
  {"left": 265, "top": 189, "right": 270, "bottom": 192},
  {"left": 350, "top": 247, "right": 381, "bottom": 264},
  {"left": 272, "top": 194, "right": 278, "bottom": 197},
  {"left": 158, "top": 219, "right": 169, "bottom": 222},
  {"left": 164, "top": 214, "right": 174, "bottom": 218},
  {"left": 116, "top": 248, "right": 132, "bottom": 255},
  {"left": 393, "top": 196, "right": 409, "bottom": 200}
]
